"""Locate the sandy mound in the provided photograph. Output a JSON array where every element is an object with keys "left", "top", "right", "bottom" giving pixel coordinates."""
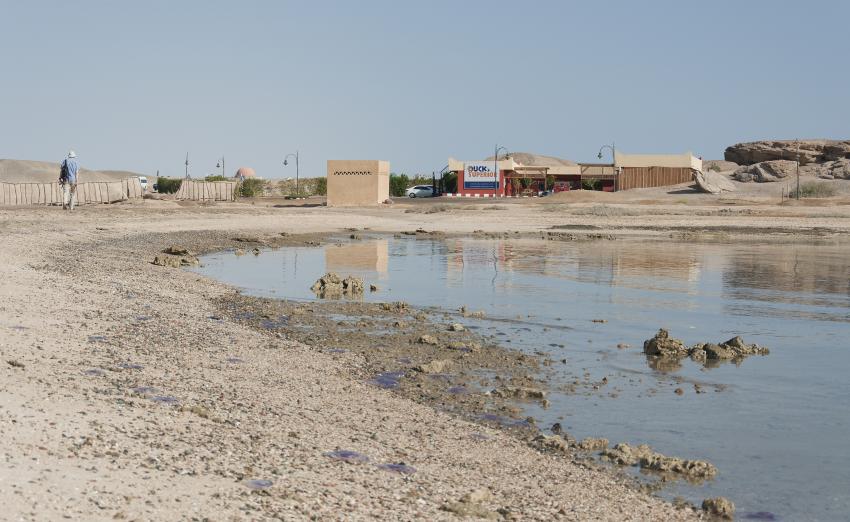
[
  {"left": 703, "top": 159, "right": 739, "bottom": 172},
  {"left": 0, "top": 159, "right": 144, "bottom": 183},
  {"left": 484, "top": 152, "right": 576, "bottom": 167},
  {"left": 541, "top": 190, "right": 617, "bottom": 203}
]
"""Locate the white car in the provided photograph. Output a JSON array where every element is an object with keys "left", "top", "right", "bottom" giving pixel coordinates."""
[
  {"left": 405, "top": 185, "right": 434, "bottom": 198},
  {"left": 138, "top": 176, "right": 148, "bottom": 192}
]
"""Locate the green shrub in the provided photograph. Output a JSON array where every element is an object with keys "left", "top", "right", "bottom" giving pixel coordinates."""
[
  {"left": 314, "top": 177, "right": 327, "bottom": 196},
  {"left": 442, "top": 172, "right": 457, "bottom": 193},
  {"left": 581, "top": 179, "right": 601, "bottom": 190},
  {"left": 389, "top": 174, "right": 409, "bottom": 197},
  {"left": 800, "top": 181, "right": 838, "bottom": 198},
  {"left": 156, "top": 177, "right": 182, "bottom": 194},
  {"left": 205, "top": 175, "right": 227, "bottom": 182},
  {"left": 239, "top": 178, "right": 266, "bottom": 197}
]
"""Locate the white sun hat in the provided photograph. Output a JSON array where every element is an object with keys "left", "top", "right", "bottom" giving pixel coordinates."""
[{"left": 68, "top": 150, "right": 76, "bottom": 158}]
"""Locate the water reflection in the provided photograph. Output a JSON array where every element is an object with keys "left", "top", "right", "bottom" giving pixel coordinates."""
[
  {"left": 194, "top": 236, "right": 850, "bottom": 521},
  {"left": 723, "top": 247, "right": 850, "bottom": 304},
  {"left": 326, "top": 239, "right": 389, "bottom": 274}
]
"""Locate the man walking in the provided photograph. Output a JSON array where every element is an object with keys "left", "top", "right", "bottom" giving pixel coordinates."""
[{"left": 59, "top": 150, "right": 79, "bottom": 210}]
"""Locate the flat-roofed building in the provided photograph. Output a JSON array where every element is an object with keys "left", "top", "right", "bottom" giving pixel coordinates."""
[
  {"left": 326, "top": 160, "right": 390, "bottom": 206},
  {"left": 443, "top": 151, "right": 702, "bottom": 195}
]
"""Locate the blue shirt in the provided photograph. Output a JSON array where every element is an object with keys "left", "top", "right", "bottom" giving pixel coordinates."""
[{"left": 62, "top": 157, "right": 79, "bottom": 183}]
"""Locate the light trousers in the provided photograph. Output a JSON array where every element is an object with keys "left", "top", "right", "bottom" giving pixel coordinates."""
[{"left": 63, "top": 183, "right": 77, "bottom": 209}]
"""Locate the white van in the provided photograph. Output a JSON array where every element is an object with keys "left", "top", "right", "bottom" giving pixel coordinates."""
[{"left": 138, "top": 176, "right": 148, "bottom": 192}]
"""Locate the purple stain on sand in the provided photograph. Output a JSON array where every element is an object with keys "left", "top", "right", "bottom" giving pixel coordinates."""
[
  {"left": 131, "top": 386, "right": 158, "bottom": 395},
  {"left": 260, "top": 318, "right": 288, "bottom": 330},
  {"left": 447, "top": 386, "right": 467, "bottom": 395},
  {"left": 744, "top": 513, "right": 778, "bottom": 521},
  {"left": 470, "top": 433, "right": 491, "bottom": 441},
  {"left": 427, "top": 373, "right": 453, "bottom": 382},
  {"left": 325, "top": 349, "right": 347, "bottom": 354},
  {"left": 377, "top": 463, "right": 416, "bottom": 475},
  {"left": 370, "top": 371, "right": 405, "bottom": 389},
  {"left": 88, "top": 335, "right": 108, "bottom": 343},
  {"left": 83, "top": 369, "right": 105, "bottom": 377},
  {"left": 324, "top": 450, "right": 370, "bottom": 464},
  {"left": 397, "top": 357, "right": 412, "bottom": 364},
  {"left": 118, "top": 363, "right": 143, "bottom": 370},
  {"left": 151, "top": 395, "right": 179, "bottom": 405},
  {"left": 226, "top": 357, "right": 244, "bottom": 364},
  {"left": 478, "top": 413, "right": 531, "bottom": 428},
  {"left": 135, "top": 316, "right": 151, "bottom": 321},
  {"left": 243, "top": 479, "right": 273, "bottom": 490}
]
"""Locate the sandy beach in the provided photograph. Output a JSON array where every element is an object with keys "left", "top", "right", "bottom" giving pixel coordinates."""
[{"left": 2, "top": 194, "right": 849, "bottom": 520}]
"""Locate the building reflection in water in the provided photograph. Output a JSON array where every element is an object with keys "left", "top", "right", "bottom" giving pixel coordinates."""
[
  {"left": 444, "top": 238, "right": 703, "bottom": 295},
  {"left": 325, "top": 239, "right": 389, "bottom": 274}
]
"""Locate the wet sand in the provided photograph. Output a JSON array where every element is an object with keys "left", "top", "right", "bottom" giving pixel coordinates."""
[{"left": 3, "top": 197, "right": 849, "bottom": 519}]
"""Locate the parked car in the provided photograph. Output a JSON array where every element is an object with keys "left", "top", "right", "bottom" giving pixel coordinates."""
[
  {"left": 138, "top": 176, "right": 148, "bottom": 192},
  {"left": 405, "top": 185, "right": 435, "bottom": 198}
]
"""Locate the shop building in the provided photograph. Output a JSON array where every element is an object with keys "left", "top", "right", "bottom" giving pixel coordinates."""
[{"left": 443, "top": 152, "right": 702, "bottom": 196}]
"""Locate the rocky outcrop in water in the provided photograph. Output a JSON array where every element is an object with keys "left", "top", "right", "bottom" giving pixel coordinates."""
[
  {"left": 491, "top": 386, "right": 546, "bottom": 400},
  {"left": 643, "top": 330, "right": 769, "bottom": 366},
  {"left": 310, "top": 272, "right": 364, "bottom": 298},
  {"left": 643, "top": 329, "right": 689, "bottom": 358},
  {"left": 601, "top": 443, "right": 717, "bottom": 480},
  {"left": 152, "top": 254, "right": 199, "bottom": 268},
  {"left": 702, "top": 497, "right": 735, "bottom": 519}
]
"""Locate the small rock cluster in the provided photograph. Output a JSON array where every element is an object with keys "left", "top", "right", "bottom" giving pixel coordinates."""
[
  {"left": 310, "top": 272, "right": 365, "bottom": 299},
  {"left": 702, "top": 497, "right": 735, "bottom": 519},
  {"left": 152, "top": 246, "right": 199, "bottom": 268},
  {"left": 601, "top": 443, "right": 717, "bottom": 480},
  {"left": 643, "top": 329, "right": 769, "bottom": 365}
]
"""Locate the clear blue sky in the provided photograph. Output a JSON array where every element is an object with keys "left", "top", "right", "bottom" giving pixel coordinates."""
[{"left": 1, "top": 0, "right": 847, "bottom": 178}]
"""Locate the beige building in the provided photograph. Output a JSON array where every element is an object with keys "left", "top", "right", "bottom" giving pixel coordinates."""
[{"left": 326, "top": 160, "right": 389, "bottom": 206}]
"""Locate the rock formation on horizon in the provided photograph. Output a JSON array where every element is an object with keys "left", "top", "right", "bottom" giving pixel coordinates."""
[
  {"left": 725, "top": 140, "right": 850, "bottom": 166},
  {"left": 725, "top": 140, "right": 850, "bottom": 182}
]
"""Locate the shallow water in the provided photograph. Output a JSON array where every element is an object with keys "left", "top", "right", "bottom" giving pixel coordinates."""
[{"left": 194, "top": 236, "right": 850, "bottom": 520}]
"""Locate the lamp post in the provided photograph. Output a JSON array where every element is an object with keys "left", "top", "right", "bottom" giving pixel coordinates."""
[
  {"left": 284, "top": 151, "right": 300, "bottom": 197},
  {"left": 597, "top": 143, "right": 616, "bottom": 190},
  {"left": 494, "top": 145, "right": 509, "bottom": 197},
  {"left": 215, "top": 156, "right": 225, "bottom": 178},
  {"left": 597, "top": 142, "right": 616, "bottom": 163}
]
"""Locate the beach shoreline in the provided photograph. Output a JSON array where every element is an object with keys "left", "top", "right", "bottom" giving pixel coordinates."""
[{"left": 3, "top": 197, "right": 848, "bottom": 519}]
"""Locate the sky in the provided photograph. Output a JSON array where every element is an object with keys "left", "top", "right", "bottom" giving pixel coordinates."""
[{"left": 1, "top": 0, "right": 848, "bottom": 179}]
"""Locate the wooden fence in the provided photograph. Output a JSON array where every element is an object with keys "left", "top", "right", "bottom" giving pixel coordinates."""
[
  {"left": 0, "top": 178, "right": 144, "bottom": 206},
  {"left": 617, "top": 167, "right": 695, "bottom": 191},
  {"left": 174, "top": 180, "right": 237, "bottom": 201}
]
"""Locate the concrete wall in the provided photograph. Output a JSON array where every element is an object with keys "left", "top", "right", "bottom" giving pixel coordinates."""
[
  {"left": 614, "top": 151, "right": 702, "bottom": 171},
  {"left": 326, "top": 160, "right": 389, "bottom": 207}
]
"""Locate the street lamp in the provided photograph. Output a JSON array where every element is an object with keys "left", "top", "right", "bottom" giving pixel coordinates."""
[
  {"left": 494, "top": 145, "right": 510, "bottom": 197},
  {"left": 597, "top": 142, "right": 616, "bottom": 163},
  {"left": 284, "top": 151, "right": 300, "bottom": 197},
  {"left": 215, "top": 156, "right": 225, "bottom": 178}
]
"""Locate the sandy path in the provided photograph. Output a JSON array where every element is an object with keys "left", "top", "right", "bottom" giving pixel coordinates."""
[{"left": 7, "top": 196, "right": 842, "bottom": 520}]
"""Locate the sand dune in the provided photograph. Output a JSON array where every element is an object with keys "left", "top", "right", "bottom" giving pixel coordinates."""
[{"left": 0, "top": 159, "right": 144, "bottom": 183}]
